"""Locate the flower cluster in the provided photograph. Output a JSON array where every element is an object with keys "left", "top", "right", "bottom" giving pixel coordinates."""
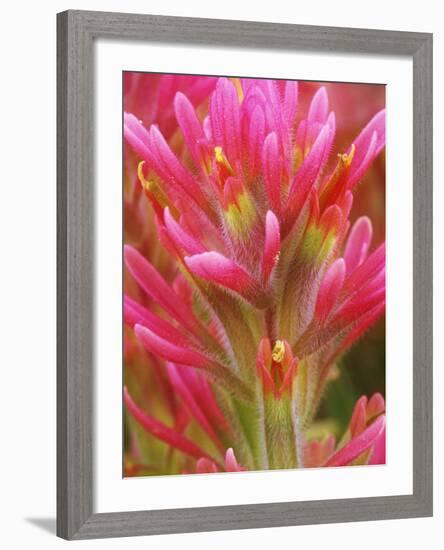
[{"left": 123, "top": 75, "right": 386, "bottom": 474}]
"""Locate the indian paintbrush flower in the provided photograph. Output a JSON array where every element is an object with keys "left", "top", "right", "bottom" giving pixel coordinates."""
[{"left": 123, "top": 76, "right": 386, "bottom": 474}]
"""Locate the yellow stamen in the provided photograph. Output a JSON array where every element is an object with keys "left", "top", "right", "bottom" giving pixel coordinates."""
[
  {"left": 214, "top": 146, "right": 232, "bottom": 168},
  {"left": 137, "top": 161, "right": 179, "bottom": 218},
  {"left": 137, "top": 161, "right": 163, "bottom": 197},
  {"left": 214, "top": 146, "right": 224, "bottom": 163},
  {"left": 337, "top": 143, "right": 356, "bottom": 168},
  {"left": 272, "top": 340, "right": 285, "bottom": 363},
  {"left": 137, "top": 161, "right": 150, "bottom": 189},
  {"left": 230, "top": 78, "right": 244, "bottom": 102},
  {"left": 214, "top": 147, "right": 234, "bottom": 182}
]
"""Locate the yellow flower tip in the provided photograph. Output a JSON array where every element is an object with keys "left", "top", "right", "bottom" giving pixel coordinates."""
[
  {"left": 337, "top": 143, "right": 356, "bottom": 168},
  {"left": 137, "top": 160, "right": 151, "bottom": 190},
  {"left": 272, "top": 340, "right": 286, "bottom": 363},
  {"left": 214, "top": 146, "right": 234, "bottom": 178},
  {"left": 214, "top": 146, "right": 224, "bottom": 163},
  {"left": 230, "top": 77, "right": 244, "bottom": 102}
]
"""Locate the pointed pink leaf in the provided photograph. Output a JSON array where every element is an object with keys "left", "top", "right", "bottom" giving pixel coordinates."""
[
  {"left": 333, "top": 284, "right": 385, "bottom": 328},
  {"left": 124, "top": 295, "right": 190, "bottom": 346},
  {"left": 178, "top": 367, "right": 228, "bottom": 430},
  {"left": 344, "top": 216, "right": 373, "bottom": 273},
  {"left": 124, "top": 245, "right": 203, "bottom": 337},
  {"left": 174, "top": 91, "right": 208, "bottom": 170},
  {"left": 314, "top": 258, "right": 346, "bottom": 323},
  {"left": 349, "top": 395, "right": 368, "bottom": 437},
  {"left": 247, "top": 105, "right": 266, "bottom": 177},
  {"left": 338, "top": 190, "right": 354, "bottom": 220},
  {"left": 367, "top": 392, "right": 386, "bottom": 421},
  {"left": 196, "top": 458, "right": 219, "bottom": 474},
  {"left": 369, "top": 427, "right": 386, "bottom": 465},
  {"left": 134, "top": 323, "right": 211, "bottom": 369},
  {"left": 148, "top": 123, "right": 196, "bottom": 184},
  {"left": 164, "top": 207, "right": 206, "bottom": 255},
  {"left": 149, "top": 125, "right": 211, "bottom": 214},
  {"left": 262, "top": 210, "right": 281, "bottom": 283},
  {"left": 336, "top": 301, "right": 386, "bottom": 359},
  {"left": 262, "top": 132, "right": 283, "bottom": 213},
  {"left": 184, "top": 251, "right": 258, "bottom": 295},
  {"left": 308, "top": 86, "right": 329, "bottom": 124},
  {"left": 286, "top": 117, "right": 335, "bottom": 227},
  {"left": 210, "top": 78, "right": 242, "bottom": 166},
  {"left": 342, "top": 242, "right": 386, "bottom": 296},
  {"left": 167, "top": 363, "right": 223, "bottom": 450},
  {"left": 348, "top": 131, "right": 378, "bottom": 189},
  {"left": 124, "top": 387, "right": 215, "bottom": 462},
  {"left": 123, "top": 112, "right": 153, "bottom": 161},
  {"left": 347, "top": 109, "right": 385, "bottom": 188},
  {"left": 224, "top": 448, "right": 244, "bottom": 472},
  {"left": 283, "top": 81, "right": 298, "bottom": 124},
  {"left": 325, "top": 415, "right": 386, "bottom": 467}
]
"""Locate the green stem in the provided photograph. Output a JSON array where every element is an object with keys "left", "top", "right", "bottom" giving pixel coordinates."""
[{"left": 263, "top": 394, "right": 298, "bottom": 470}]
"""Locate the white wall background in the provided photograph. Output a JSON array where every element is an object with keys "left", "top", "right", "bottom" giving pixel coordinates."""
[{"left": 0, "top": 0, "right": 441, "bottom": 548}]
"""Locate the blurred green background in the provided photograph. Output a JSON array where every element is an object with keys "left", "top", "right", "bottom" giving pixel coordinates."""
[{"left": 316, "top": 317, "right": 385, "bottom": 437}]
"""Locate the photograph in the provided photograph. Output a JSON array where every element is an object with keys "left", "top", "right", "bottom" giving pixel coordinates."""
[
  {"left": 1, "top": 1, "right": 437, "bottom": 545},
  {"left": 123, "top": 73, "right": 386, "bottom": 476}
]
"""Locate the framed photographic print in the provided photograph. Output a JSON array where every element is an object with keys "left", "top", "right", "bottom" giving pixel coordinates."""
[{"left": 57, "top": 10, "right": 433, "bottom": 540}]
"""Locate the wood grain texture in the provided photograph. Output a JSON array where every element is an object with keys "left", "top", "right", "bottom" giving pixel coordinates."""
[
  {"left": 412, "top": 34, "right": 433, "bottom": 514},
  {"left": 56, "top": 10, "right": 433, "bottom": 540},
  {"left": 57, "top": 10, "right": 94, "bottom": 540}
]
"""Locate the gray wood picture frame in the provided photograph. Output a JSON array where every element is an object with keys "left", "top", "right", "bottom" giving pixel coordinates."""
[{"left": 57, "top": 9, "right": 433, "bottom": 540}]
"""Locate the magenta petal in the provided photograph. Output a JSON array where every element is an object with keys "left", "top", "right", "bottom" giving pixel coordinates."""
[
  {"left": 123, "top": 112, "right": 153, "bottom": 161},
  {"left": 343, "top": 242, "right": 386, "bottom": 296},
  {"left": 262, "top": 210, "right": 281, "bottom": 283},
  {"left": 349, "top": 395, "right": 368, "bottom": 437},
  {"left": 283, "top": 81, "right": 298, "bottom": 124},
  {"left": 134, "top": 324, "right": 210, "bottom": 369},
  {"left": 369, "top": 427, "right": 386, "bottom": 465},
  {"left": 224, "top": 448, "right": 243, "bottom": 472},
  {"left": 167, "top": 363, "right": 223, "bottom": 450},
  {"left": 333, "top": 284, "right": 385, "bottom": 328},
  {"left": 196, "top": 458, "right": 219, "bottom": 474},
  {"left": 325, "top": 415, "right": 386, "bottom": 467},
  {"left": 337, "top": 301, "right": 386, "bottom": 357},
  {"left": 247, "top": 105, "right": 266, "bottom": 176},
  {"left": 314, "top": 258, "right": 346, "bottom": 323},
  {"left": 347, "top": 109, "right": 385, "bottom": 188},
  {"left": 124, "top": 387, "right": 215, "bottom": 462},
  {"left": 124, "top": 245, "right": 202, "bottom": 337},
  {"left": 174, "top": 91, "right": 207, "bottom": 170},
  {"left": 348, "top": 131, "right": 377, "bottom": 188},
  {"left": 185, "top": 251, "right": 257, "bottom": 294},
  {"left": 344, "top": 216, "right": 373, "bottom": 273},
  {"left": 124, "top": 295, "right": 190, "bottom": 346},
  {"left": 286, "top": 118, "right": 335, "bottom": 226},
  {"left": 150, "top": 126, "right": 201, "bottom": 192},
  {"left": 210, "top": 78, "right": 241, "bottom": 166},
  {"left": 352, "top": 109, "right": 386, "bottom": 164},
  {"left": 148, "top": 125, "right": 212, "bottom": 217},
  {"left": 308, "top": 86, "right": 329, "bottom": 124},
  {"left": 367, "top": 392, "right": 386, "bottom": 420},
  {"left": 262, "top": 132, "right": 283, "bottom": 213},
  {"left": 178, "top": 367, "right": 228, "bottom": 429},
  {"left": 164, "top": 207, "right": 206, "bottom": 255}
]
